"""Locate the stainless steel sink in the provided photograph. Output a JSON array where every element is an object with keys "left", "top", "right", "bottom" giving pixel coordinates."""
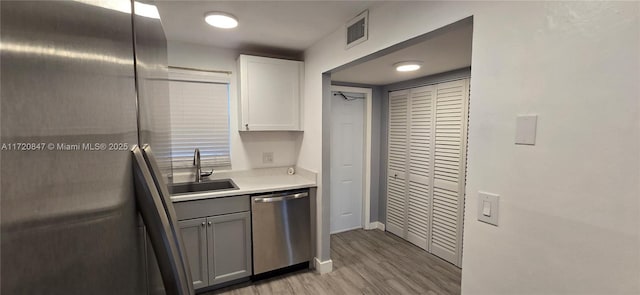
[{"left": 170, "top": 179, "right": 239, "bottom": 195}]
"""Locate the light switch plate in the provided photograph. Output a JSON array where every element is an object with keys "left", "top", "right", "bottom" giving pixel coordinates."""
[
  {"left": 515, "top": 114, "right": 537, "bottom": 145},
  {"left": 478, "top": 192, "right": 499, "bottom": 226}
]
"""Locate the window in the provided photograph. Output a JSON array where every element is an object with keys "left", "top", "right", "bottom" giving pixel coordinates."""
[{"left": 168, "top": 69, "right": 231, "bottom": 169}]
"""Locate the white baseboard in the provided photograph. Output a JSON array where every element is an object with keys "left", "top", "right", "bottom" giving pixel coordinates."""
[
  {"left": 313, "top": 257, "right": 333, "bottom": 274},
  {"left": 331, "top": 225, "right": 363, "bottom": 234},
  {"left": 369, "top": 221, "right": 385, "bottom": 231}
]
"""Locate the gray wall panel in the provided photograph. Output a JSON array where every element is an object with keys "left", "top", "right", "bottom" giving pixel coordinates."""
[
  {"left": 320, "top": 73, "right": 331, "bottom": 261},
  {"left": 369, "top": 86, "right": 382, "bottom": 222},
  {"left": 379, "top": 90, "right": 389, "bottom": 224}
]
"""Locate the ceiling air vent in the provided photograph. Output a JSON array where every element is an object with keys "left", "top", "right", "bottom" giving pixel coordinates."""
[{"left": 346, "top": 10, "right": 368, "bottom": 49}]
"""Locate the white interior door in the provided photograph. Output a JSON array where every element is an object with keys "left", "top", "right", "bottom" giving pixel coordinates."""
[{"left": 330, "top": 91, "right": 364, "bottom": 234}]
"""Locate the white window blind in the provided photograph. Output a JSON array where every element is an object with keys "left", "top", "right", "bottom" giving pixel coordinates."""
[{"left": 168, "top": 70, "right": 230, "bottom": 169}]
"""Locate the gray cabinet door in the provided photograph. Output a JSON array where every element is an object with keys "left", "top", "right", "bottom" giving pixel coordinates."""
[
  {"left": 207, "top": 212, "right": 252, "bottom": 285},
  {"left": 178, "top": 218, "right": 208, "bottom": 289}
]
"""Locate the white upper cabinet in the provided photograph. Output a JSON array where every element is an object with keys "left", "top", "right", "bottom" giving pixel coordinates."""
[{"left": 238, "top": 55, "right": 304, "bottom": 131}]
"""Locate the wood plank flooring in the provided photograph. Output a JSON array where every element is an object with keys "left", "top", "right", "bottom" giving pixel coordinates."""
[{"left": 205, "top": 229, "right": 461, "bottom": 295}]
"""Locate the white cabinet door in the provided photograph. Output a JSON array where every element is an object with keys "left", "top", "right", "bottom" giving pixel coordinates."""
[{"left": 238, "top": 55, "right": 304, "bottom": 131}]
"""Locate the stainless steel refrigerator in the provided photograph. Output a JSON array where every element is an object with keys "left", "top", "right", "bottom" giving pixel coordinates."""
[{"left": 1, "top": 1, "right": 182, "bottom": 294}]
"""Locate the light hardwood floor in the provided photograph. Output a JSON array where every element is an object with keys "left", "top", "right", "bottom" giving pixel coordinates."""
[{"left": 207, "top": 229, "right": 461, "bottom": 295}]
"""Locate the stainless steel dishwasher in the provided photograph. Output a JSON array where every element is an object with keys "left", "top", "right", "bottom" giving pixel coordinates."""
[{"left": 251, "top": 190, "right": 310, "bottom": 275}]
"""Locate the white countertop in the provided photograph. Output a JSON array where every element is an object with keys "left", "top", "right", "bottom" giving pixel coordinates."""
[{"left": 170, "top": 167, "right": 316, "bottom": 202}]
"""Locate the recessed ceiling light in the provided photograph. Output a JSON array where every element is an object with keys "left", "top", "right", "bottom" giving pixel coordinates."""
[
  {"left": 204, "top": 12, "right": 238, "bottom": 29},
  {"left": 394, "top": 61, "right": 423, "bottom": 72}
]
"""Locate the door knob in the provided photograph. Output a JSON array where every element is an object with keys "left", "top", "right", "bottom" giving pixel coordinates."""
[{"left": 201, "top": 222, "right": 205, "bottom": 227}]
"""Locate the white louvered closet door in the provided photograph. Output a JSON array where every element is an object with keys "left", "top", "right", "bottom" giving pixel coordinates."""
[
  {"left": 385, "top": 78, "right": 469, "bottom": 267},
  {"left": 386, "top": 90, "right": 409, "bottom": 237},
  {"left": 429, "top": 79, "right": 469, "bottom": 266},
  {"left": 406, "top": 85, "right": 435, "bottom": 251}
]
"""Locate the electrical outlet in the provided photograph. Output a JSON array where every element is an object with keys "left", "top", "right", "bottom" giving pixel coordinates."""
[{"left": 262, "top": 152, "right": 274, "bottom": 164}]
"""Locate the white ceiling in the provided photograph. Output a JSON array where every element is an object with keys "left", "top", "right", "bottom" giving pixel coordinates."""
[
  {"left": 155, "top": 1, "right": 374, "bottom": 54},
  {"left": 331, "top": 22, "right": 473, "bottom": 85}
]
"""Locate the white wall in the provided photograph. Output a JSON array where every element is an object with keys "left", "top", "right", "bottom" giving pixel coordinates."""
[
  {"left": 167, "top": 41, "right": 302, "bottom": 170},
  {"left": 299, "top": 1, "right": 640, "bottom": 294}
]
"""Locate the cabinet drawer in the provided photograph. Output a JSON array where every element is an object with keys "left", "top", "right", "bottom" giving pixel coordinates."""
[{"left": 174, "top": 195, "right": 250, "bottom": 220}]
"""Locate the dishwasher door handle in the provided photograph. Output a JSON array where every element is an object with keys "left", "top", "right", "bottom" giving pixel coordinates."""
[{"left": 253, "top": 192, "right": 309, "bottom": 203}]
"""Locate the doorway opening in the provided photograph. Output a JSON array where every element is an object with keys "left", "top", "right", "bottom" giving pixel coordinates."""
[
  {"left": 329, "top": 86, "right": 373, "bottom": 234},
  {"left": 323, "top": 16, "right": 473, "bottom": 277}
]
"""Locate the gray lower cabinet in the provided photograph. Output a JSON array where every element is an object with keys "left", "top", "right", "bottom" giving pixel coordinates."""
[
  {"left": 178, "top": 210, "right": 252, "bottom": 289},
  {"left": 178, "top": 218, "right": 208, "bottom": 289},
  {"left": 207, "top": 212, "right": 252, "bottom": 285}
]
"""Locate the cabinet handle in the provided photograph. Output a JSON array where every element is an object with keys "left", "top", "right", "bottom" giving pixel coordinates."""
[
  {"left": 208, "top": 221, "right": 212, "bottom": 226},
  {"left": 245, "top": 123, "right": 249, "bottom": 130},
  {"left": 201, "top": 222, "right": 205, "bottom": 227}
]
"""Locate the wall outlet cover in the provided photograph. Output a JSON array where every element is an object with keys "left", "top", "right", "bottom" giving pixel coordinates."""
[{"left": 262, "top": 152, "right": 274, "bottom": 164}]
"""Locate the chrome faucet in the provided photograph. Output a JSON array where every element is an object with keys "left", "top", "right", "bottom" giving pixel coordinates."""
[
  {"left": 193, "top": 148, "right": 201, "bottom": 182},
  {"left": 193, "top": 148, "right": 214, "bottom": 183}
]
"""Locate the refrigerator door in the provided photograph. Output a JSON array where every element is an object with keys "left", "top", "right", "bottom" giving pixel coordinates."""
[
  {"left": 142, "top": 144, "right": 194, "bottom": 292},
  {"left": 133, "top": 146, "right": 194, "bottom": 295},
  {"left": 1, "top": 1, "right": 145, "bottom": 294},
  {"left": 130, "top": 1, "right": 175, "bottom": 293}
]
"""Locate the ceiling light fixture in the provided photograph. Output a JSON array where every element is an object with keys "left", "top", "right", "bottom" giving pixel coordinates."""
[
  {"left": 204, "top": 12, "right": 238, "bottom": 29},
  {"left": 394, "top": 61, "right": 423, "bottom": 72}
]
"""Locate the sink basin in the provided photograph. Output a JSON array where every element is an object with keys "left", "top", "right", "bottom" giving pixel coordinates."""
[{"left": 170, "top": 179, "right": 239, "bottom": 195}]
